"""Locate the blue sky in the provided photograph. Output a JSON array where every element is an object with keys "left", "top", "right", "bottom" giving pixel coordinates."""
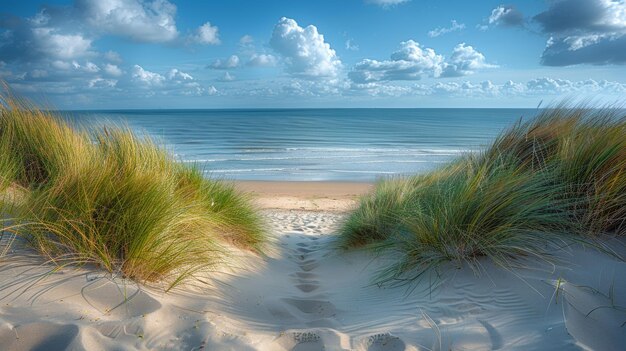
[{"left": 1, "top": 0, "right": 625, "bottom": 108}]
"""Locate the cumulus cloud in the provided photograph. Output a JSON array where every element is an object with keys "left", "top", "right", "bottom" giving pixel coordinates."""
[
  {"left": 167, "top": 68, "right": 193, "bottom": 80},
  {"left": 349, "top": 40, "right": 494, "bottom": 83},
  {"left": 349, "top": 40, "right": 444, "bottom": 83},
  {"left": 88, "top": 77, "right": 117, "bottom": 89},
  {"left": 191, "top": 22, "right": 220, "bottom": 45},
  {"left": 248, "top": 54, "right": 277, "bottom": 67},
  {"left": 32, "top": 28, "right": 94, "bottom": 60},
  {"left": 365, "top": 0, "right": 410, "bottom": 8},
  {"left": 0, "top": 0, "right": 225, "bottom": 105},
  {"left": 534, "top": 0, "right": 626, "bottom": 65},
  {"left": 428, "top": 20, "right": 465, "bottom": 37},
  {"left": 439, "top": 77, "right": 626, "bottom": 97},
  {"left": 270, "top": 17, "right": 341, "bottom": 79},
  {"left": 132, "top": 65, "right": 165, "bottom": 86},
  {"left": 240, "top": 35, "right": 254, "bottom": 46},
  {"left": 350, "top": 77, "right": 626, "bottom": 99},
  {"left": 78, "top": 0, "right": 179, "bottom": 43},
  {"left": 103, "top": 63, "right": 122, "bottom": 76},
  {"left": 210, "top": 55, "right": 240, "bottom": 69},
  {"left": 441, "top": 43, "right": 497, "bottom": 77},
  {"left": 131, "top": 65, "right": 212, "bottom": 96},
  {"left": 488, "top": 5, "right": 524, "bottom": 26}
]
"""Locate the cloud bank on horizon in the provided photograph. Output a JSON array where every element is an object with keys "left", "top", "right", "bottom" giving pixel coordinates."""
[{"left": 0, "top": 0, "right": 625, "bottom": 108}]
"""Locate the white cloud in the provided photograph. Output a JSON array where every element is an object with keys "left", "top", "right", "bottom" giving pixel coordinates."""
[
  {"left": 365, "top": 0, "right": 410, "bottom": 8},
  {"left": 132, "top": 65, "right": 165, "bottom": 86},
  {"left": 32, "top": 28, "right": 93, "bottom": 60},
  {"left": 167, "top": 68, "right": 193, "bottom": 80},
  {"left": 103, "top": 63, "right": 122, "bottom": 76},
  {"left": 396, "top": 77, "right": 626, "bottom": 98},
  {"left": 488, "top": 5, "right": 524, "bottom": 26},
  {"left": 68, "top": 60, "right": 101, "bottom": 73},
  {"left": 534, "top": 0, "right": 626, "bottom": 65},
  {"left": 130, "top": 65, "right": 213, "bottom": 96},
  {"left": 210, "top": 55, "right": 240, "bottom": 69},
  {"left": 270, "top": 17, "right": 341, "bottom": 79},
  {"left": 428, "top": 20, "right": 465, "bottom": 37},
  {"left": 248, "top": 54, "right": 277, "bottom": 67},
  {"left": 78, "top": 0, "right": 179, "bottom": 43},
  {"left": 192, "top": 22, "right": 220, "bottom": 45},
  {"left": 441, "top": 43, "right": 497, "bottom": 77},
  {"left": 349, "top": 40, "right": 494, "bottom": 83},
  {"left": 88, "top": 78, "right": 117, "bottom": 89},
  {"left": 239, "top": 35, "right": 254, "bottom": 46},
  {"left": 83, "top": 61, "right": 100, "bottom": 73}
]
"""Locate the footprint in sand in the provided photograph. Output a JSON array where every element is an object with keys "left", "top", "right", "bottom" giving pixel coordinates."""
[
  {"left": 299, "top": 260, "right": 319, "bottom": 272},
  {"left": 272, "top": 331, "right": 325, "bottom": 351},
  {"left": 363, "top": 333, "right": 406, "bottom": 351},
  {"left": 295, "top": 283, "right": 319, "bottom": 293}
]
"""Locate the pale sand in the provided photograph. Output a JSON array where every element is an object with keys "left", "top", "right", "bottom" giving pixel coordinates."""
[
  {"left": 234, "top": 181, "right": 374, "bottom": 212},
  {"left": 1, "top": 197, "right": 626, "bottom": 349}
]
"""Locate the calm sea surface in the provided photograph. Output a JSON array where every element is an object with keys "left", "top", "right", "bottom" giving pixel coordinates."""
[{"left": 62, "top": 109, "right": 538, "bottom": 181}]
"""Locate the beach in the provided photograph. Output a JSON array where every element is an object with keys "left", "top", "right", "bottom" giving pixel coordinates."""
[
  {"left": 235, "top": 181, "right": 373, "bottom": 212},
  {"left": 2, "top": 0, "right": 626, "bottom": 348},
  {"left": 1, "top": 180, "right": 625, "bottom": 350}
]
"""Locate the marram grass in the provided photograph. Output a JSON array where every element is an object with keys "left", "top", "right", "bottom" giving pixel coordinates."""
[
  {"left": 0, "top": 94, "right": 265, "bottom": 289},
  {"left": 486, "top": 106, "right": 626, "bottom": 235},
  {"left": 340, "top": 105, "right": 625, "bottom": 285}
]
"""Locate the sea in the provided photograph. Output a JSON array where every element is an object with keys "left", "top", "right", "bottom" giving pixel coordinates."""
[{"left": 62, "top": 108, "right": 538, "bottom": 181}]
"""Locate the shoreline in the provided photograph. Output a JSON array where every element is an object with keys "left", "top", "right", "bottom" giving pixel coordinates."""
[{"left": 234, "top": 180, "right": 374, "bottom": 212}]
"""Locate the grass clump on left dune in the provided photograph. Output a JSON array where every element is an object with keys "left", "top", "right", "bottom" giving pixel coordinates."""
[{"left": 0, "top": 93, "right": 265, "bottom": 289}]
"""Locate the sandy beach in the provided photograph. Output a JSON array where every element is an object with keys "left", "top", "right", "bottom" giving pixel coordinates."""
[
  {"left": 235, "top": 181, "right": 374, "bottom": 212},
  {"left": 0, "top": 181, "right": 624, "bottom": 351}
]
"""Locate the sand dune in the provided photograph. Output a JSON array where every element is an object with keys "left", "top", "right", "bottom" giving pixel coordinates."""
[{"left": 1, "top": 209, "right": 625, "bottom": 350}]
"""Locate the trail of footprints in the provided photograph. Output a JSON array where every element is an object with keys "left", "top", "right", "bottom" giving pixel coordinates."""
[
  {"left": 270, "top": 211, "right": 404, "bottom": 351},
  {"left": 283, "top": 232, "right": 335, "bottom": 319}
]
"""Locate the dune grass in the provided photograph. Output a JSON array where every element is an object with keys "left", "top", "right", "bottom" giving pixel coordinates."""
[
  {"left": 340, "top": 105, "right": 625, "bottom": 285},
  {"left": 486, "top": 106, "right": 626, "bottom": 235},
  {"left": 0, "top": 94, "right": 264, "bottom": 289}
]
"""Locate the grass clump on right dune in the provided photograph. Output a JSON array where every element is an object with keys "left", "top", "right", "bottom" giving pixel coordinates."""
[
  {"left": 0, "top": 93, "right": 265, "bottom": 289},
  {"left": 485, "top": 106, "right": 626, "bottom": 236},
  {"left": 340, "top": 105, "right": 626, "bottom": 285}
]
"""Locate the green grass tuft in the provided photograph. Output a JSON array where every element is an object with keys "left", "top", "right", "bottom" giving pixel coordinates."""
[
  {"left": 340, "top": 105, "right": 626, "bottom": 285},
  {"left": 0, "top": 92, "right": 265, "bottom": 289}
]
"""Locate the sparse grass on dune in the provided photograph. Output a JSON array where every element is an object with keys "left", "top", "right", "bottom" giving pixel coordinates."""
[
  {"left": 0, "top": 93, "right": 265, "bottom": 289},
  {"left": 341, "top": 105, "right": 626, "bottom": 285}
]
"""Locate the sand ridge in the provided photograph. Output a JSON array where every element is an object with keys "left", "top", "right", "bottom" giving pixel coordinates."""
[{"left": 0, "top": 210, "right": 625, "bottom": 350}]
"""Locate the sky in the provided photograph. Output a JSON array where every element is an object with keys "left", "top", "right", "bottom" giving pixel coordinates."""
[{"left": 1, "top": 0, "right": 625, "bottom": 109}]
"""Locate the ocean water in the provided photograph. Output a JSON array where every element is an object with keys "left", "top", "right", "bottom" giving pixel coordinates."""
[{"left": 63, "top": 108, "right": 537, "bottom": 181}]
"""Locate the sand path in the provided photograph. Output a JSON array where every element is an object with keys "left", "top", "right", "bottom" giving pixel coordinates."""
[{"left": 0, "top": 210, "right": 625, "bottom": 350}]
